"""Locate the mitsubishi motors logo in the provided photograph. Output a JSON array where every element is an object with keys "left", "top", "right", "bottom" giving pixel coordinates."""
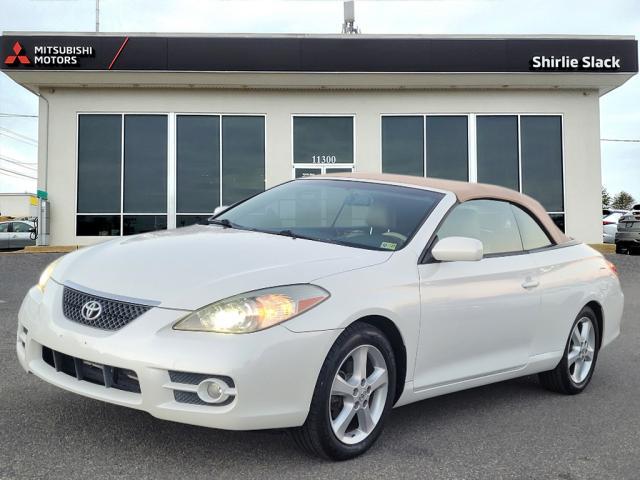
[
  {"left": 3, "top": 40, "right": 94, "bottom": 66},
  {"left": 4, "top": 41, "right": 30, "bottom": 65}
]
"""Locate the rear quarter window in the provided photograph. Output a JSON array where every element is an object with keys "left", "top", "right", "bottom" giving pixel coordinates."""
[{"left": 510, "top": 205, "right": 553, "bottom": 251}]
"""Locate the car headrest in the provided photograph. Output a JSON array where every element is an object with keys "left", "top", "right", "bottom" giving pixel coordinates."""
[{"left": 366, "top": 204, "right": 391, "bottom": 229}]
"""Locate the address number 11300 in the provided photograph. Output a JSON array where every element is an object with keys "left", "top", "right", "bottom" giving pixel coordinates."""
[{"left": 312, "top": 155, "right": 337, "bottom": 164}]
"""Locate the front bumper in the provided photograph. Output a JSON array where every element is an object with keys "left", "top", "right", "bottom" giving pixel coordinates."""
[{"left": 16, "top": 281, "right": 341, "bottom": 430}]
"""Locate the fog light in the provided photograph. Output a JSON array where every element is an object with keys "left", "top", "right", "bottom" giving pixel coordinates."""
[
  {"left": 196, "top": 378, "right": 234, "bottom": 404},
  {"left": 207, "top": 381, "right": 223, "bottom": 401}
]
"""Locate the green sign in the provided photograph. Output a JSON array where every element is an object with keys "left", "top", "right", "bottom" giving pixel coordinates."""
[{"left": 36, "top": 189, "right": 47, "bottom": 200}]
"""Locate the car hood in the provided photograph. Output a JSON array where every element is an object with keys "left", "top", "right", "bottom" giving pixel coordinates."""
[{"left": 53, "top": 225, "right": 392, "bottom": 310}]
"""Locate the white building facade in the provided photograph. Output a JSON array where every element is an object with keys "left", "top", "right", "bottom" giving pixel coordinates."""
[
  {"left": 1, "top": 33, "right": 637, "bottom": 245},
  {"left": 0, "top": 193, "right": 37, "bottom": 218}
]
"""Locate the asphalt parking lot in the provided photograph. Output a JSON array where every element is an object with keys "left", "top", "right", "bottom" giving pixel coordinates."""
[{"left": 1, "top": 252, "right": 639, "bottom": 480}]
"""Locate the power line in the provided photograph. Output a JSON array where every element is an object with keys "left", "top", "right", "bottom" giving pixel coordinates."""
[
  {"left": 0, "top": 126, "right": 37, "bottom": 143},
  {"left": 0, "top": 127, "right": 38, "bottom": 147},
  {"left": 0, "top": 113, "right": 38, "bottom": 118},
  {"left": 0, "top": 155, "right": 38, "bottom": 171},
  {"left": 601, "top": 138, "right": 640, "bottom": 143},
  {"left": 0, "top": 166, "right": 37, "bottom": 180}
]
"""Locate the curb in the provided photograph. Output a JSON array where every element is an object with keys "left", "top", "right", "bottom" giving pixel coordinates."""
[
  {"left": 1, "top": 246, "right": 81, "bottom": 254},
  {"left": 588, "top": 243, "right": 616, "bottom": 254}
]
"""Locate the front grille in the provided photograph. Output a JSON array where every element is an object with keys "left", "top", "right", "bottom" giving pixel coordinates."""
[
  {"left": 42, "top": 346, "right": 141, "bottom": 393},
  {"left": 173, "top": 390, "right": 209, "bottom": 406},
  {"left": 62, "top": 286, "right": 151, "bottom": 331}
]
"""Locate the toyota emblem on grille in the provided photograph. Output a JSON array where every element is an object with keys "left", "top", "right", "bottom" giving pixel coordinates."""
[{"left": 81, "top": 300, "right": 103, "bottom": 321}]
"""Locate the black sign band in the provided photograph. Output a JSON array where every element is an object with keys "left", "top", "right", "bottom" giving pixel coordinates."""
[{"left": 2, "top": 35, "right": 637, "bottom": 73}]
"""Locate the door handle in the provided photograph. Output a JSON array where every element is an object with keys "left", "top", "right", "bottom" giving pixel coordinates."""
[{"left": 521, "top": 279, "right": 539, "bottom": 289}]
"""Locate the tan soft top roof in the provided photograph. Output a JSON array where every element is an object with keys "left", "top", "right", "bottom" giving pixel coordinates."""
[{"left": 309, "top": 172, "right": 570, "bottom": 244}]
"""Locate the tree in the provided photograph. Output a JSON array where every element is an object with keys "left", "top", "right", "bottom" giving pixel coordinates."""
[
  {"left": 611, "top": 191, "right": 636, "bottom": 210},
  {"left": 602, "top": 187, "right": 612, "bottom": 207}
]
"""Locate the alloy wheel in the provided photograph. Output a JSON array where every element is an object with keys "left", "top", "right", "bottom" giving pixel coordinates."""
[
  {"left": 567, "top": 316, "right": 596, "bottom": 384},
  {"left": 329, "top": 344, "right": 389, "bottom": 445}
]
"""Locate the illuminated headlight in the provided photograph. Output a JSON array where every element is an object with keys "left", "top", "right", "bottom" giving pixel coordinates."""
[
  {"left": 37, "top": 258, "right": 62, "bottom": 292},
  {"left": 173, "top": 284, "right": 330, "bottom": 334}
]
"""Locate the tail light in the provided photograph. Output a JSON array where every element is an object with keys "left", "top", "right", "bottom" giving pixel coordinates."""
[
  {"left": 603, "top": 221, "right": 615, "bottom": 225},
  {"left": 605, "top": 260, "right": 618, "bottom": 276}
]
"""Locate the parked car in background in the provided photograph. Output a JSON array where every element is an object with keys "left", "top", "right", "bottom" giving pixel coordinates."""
[
  {"left": 0, "top": 220, "right": 36, "bottom": 250},
  {"left": 603, "top": 209, "right": 629, "bottom": 243},
  {"left": 615, "top": 204, "right": 640, "bottom": 254}
]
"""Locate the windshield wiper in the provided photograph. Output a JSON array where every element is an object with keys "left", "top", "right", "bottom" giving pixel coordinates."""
[
  {"left": 209, "top": 218, "right": 235, "bottom": 228},
  {"left": 274, "top": 229, "right": 344, "bottom": 245},
  {"left": 276, "top": 229, "right": 313, "bottom": 240}
]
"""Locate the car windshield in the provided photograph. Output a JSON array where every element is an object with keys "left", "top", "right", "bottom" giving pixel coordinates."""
[{"left": 215, "top": 179, "right": 444, "bottom": 251}]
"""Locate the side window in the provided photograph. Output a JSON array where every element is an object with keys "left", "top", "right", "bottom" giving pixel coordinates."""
[
  {"left": 0, "top": 223, "right": 8, "bottom": 233},
  {"left": 436, "top": 200, "right": 523, "bottom": 256},
  {"left": 12, "top": 222, "right": 33, "bottom": 233},
  {"left": 511, "top": 205, "right": 553, "bottom": 250}
]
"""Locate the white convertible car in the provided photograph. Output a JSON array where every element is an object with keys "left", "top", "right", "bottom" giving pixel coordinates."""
[{"left": 17, "top": 173, "right": 623, "bottom": 460}]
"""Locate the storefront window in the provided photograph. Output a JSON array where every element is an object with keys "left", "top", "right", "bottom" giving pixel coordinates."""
[
  {"left": 382, "top": 115, "right": 468, "bottom": 181},
  {"left": 381, "top": 113, "right": 564, "bottom": 224},
  {"left": 77, "top": 113, "right": 265, "bottom": 235},
  {"left": 293, "top": 116, "right": 354, "bottom": 164},
  {"left": 425, "top": 116, "right": 468, "bottom": 181},
  {"left": 77, "top": 115, "right": 121, "bottom": 214},
  {"left": 222, "top": 116, "right": 265, "bottom": 205},
  {"left": 549, "top": 213, "right": 566, "bottom": 233},
  {"left": 521, "top": 115, "right": 564, "bottom": 213},
  {"left": 295, "top": 168, "right": 322, "bottom": 178},
  {"left": 382, "top": 116, "right": 424, "bottom": 176},
  {"left": 176, "top": 115, "right": 220, "bottom": 214},
  {"left": 476, "top": 115, "right": 519, "bottom": 191},
  {"left": 123, "top": 215, "right": 168, "bottom": 235},
  {"left": 175, "top": 114, "right": 265, "bottom": 227},
  {"left": 124, "top": 115, "right": 168, "bottom": 214},
  {"left": 77, "top": 114, "right": 169, "bottom": 236},
  {"left": 177, "top": 215, "right": 210, "bottom": 228},
  {"left": 292, "top": 116, "right": 354, "bottom": 179},
  {"left": 76, "top": 215, "right": 121, "bottom": 236}
]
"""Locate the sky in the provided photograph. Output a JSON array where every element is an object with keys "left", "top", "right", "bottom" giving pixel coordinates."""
[{"left": 1, "top": 0, "right": 639, "bottom": 200}]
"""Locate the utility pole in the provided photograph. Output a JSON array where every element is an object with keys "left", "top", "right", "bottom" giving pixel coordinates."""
[
  {"left": 96, "top": 0, "right": 100, "bottom": 32},
  {"left": 342, "top": 0, "right": 360, "bottom": 34}
]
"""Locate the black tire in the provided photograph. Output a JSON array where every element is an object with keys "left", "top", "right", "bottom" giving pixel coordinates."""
[
  {"left": 539, "top": 306, "right": 600, "bottom": 395},
  {"left": 616, "top": 243, "right": 631, "bottom": 255},
  {"left": 291, "top": 323, "right": 397, "bottom": 460}
]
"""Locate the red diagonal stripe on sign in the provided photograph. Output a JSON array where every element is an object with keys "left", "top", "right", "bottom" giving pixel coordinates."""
[{"left": 108, "top": 37, "right": 129, "bottom": 70}]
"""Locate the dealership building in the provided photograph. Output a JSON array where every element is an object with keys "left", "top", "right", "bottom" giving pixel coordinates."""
[{"left": 1, "top": 32, "right": 637, "bottom": 245}]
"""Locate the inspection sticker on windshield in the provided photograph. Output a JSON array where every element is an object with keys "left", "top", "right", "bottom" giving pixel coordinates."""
[{"left": 380, "top": 242, "right": 397, "bottom": 250}]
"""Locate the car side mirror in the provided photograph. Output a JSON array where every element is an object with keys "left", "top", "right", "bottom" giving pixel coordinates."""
[
  {"left": 212, "top": 205, "right": 229, "bottom": 216},
  {"left": 29, "top": 227, "right": 37, "bottom": 233},
  {"left": 431, "top": 236, "right": 483, "bottom": 262}
]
